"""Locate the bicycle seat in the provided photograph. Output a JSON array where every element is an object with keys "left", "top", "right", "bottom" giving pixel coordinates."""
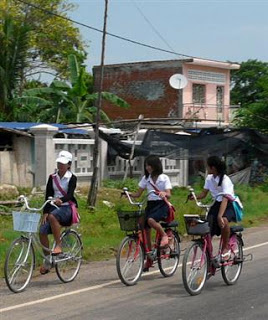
[
  {"left": 230, "top": 225, "right": 244, "bottom": 233},
  {"left": 160, "top": 220, "right": 179, "bottom": 228}
]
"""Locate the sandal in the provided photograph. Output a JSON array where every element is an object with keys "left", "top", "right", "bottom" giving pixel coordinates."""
[
  {"left": 160, "top": 234, "right": 169, "bottom": 248},
  {"left": 40, "top": 265, "right": 50, "bottom": 275},
  {"left": 51, "top": 246, "right": 63, "bottom": 256},
  {"left": 51, "top": 250, "right": 63, "bottom": 256},
  {"left": 221, "top": 250, "right": 231, "bottom": 261},
  {"left": 40, "top": 258, "right": 51, "bottom": 274}
]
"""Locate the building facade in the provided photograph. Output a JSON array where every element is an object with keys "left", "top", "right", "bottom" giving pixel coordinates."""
[{"left": 93, "top": 58, "right": 240, "bottom": 128}]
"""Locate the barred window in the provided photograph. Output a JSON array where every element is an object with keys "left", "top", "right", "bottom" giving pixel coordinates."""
[
  {"left": 192, "top": 84, "right": 206, "bottom": 104},
  {"left": 188, "top": 69, "right": 226, "bottom": 84}
]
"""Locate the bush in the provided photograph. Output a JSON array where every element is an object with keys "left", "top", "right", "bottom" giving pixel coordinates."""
[{"left": 102, "top": 178, "right": 139, "bottom": 192}]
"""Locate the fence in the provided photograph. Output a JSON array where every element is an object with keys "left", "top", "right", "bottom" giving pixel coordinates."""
[
  {"left": 54, "top": 138, "right": 188, "bottom": 187},
  {"left": 0, "top": 125, "right": 188, "bottom": 187}
]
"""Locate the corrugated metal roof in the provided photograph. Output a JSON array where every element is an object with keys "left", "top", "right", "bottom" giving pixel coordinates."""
[{"left": 0, "top": 122, "right": 89, "bottom": 136}]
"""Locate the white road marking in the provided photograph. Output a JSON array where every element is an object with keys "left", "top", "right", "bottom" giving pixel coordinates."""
[{"left": 1, "top": 241, "right": 268, "bottom": 313}]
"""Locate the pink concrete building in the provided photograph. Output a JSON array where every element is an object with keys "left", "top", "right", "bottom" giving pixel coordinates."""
[{"left": 93, "top": 58, "right": 240, "bottom": 128}]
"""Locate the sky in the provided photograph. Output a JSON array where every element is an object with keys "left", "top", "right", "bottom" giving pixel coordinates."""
[{"left": 69, "top": 0, "right": 268, "bottom": 73}]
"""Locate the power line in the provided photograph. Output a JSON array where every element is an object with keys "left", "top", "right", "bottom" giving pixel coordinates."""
[
  {"left": 131, "top": 0, "right": 179, "bottom": 56},
  {"left": 14, "top": 0, "right": 195, "bottom": 59}
]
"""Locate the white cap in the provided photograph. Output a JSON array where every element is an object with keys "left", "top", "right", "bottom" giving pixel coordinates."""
[{"left": 56, "top": 151, "right": 73, "bottom": 164}]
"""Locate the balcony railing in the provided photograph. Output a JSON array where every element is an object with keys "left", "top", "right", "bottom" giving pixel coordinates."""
[{"left": 182, "top": 103, "right": 240, "bottom": 125}]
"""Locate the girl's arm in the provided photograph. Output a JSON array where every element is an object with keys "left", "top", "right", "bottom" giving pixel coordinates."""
[
  {"left": 43, "top": 176, "right": 54, "bottom": 214},
  {"left": 130, "top": 187, "right": 144, "bottom": 198},
  {"left": 159, "top": 189, "right": 171, "bottom": 199},
  {"left": 197, "top": 189, "right": 209, "bottom": 200},
  {"left": 217, "top": 197, "right": 228, "bottom": 228},
  {"left": 190, "top": 188, "right": 209, "bottom": 200}
]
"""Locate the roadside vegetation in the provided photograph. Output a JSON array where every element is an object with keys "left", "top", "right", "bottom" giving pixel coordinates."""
[{"left": 0, "top": 179, "right": 268, "bottom": 277}]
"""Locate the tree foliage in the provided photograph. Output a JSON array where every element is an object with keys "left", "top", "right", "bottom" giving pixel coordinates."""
[
  {"left": 0, "top": 0, "right": 86, "bottom": 79},
  {"left": 15, "top": 54, "right": 129, "bottom": 123},
  {"left": 231, "top": 59, "right": 268, "bottom": 132},
  {"left": 0, "top": 13, "right": 31, "bottom": 119}
]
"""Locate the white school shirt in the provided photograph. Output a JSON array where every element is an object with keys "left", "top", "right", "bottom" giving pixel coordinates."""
[
  {"left": 204, "top": 174, "right": 234, "bottom": 202},
  {"left": 139, "top": 174, "right": 172, "bottom": 201},
  {"left": 52, "top": 170, "right": 72, "bottom": 205}
]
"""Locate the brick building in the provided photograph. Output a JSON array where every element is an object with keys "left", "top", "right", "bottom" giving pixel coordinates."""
[{"left": 93, "top": 58, "right": 240, "bottom": 127}]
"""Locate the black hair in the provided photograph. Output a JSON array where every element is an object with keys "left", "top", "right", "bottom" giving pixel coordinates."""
[
  {"left": 207, "top": 156, "right": 226, "bottom": 186},
  {"left": 144, "top": 155, "right": 163, "bottom": 179}
]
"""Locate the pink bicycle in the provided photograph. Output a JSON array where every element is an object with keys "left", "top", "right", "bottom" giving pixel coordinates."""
[
  {"left": 182, "top": 187, "right": 244, "bottom": 296},
  {"left": 116, "top": 188, "right": 180, "bottom": 286}
]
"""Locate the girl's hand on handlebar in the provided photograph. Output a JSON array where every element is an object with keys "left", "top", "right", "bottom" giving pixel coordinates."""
[
  {"left": 158, "top": 191, "right": 167, "bottom": 199},
  {"left": 54, "top": 198, "right": 63, "bottom": 206}
]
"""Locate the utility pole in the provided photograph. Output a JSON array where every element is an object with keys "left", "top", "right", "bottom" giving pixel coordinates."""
[
  {"left": 123, "top": 114, "right": 144, "bottom": 181},
  {"left": 87, "top": 0, "right": 109, "bottom": 207}
]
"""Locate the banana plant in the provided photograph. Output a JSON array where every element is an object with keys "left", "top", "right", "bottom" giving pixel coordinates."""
[{"left": 14, "top": 54, "right": 129, "bottom": 123}]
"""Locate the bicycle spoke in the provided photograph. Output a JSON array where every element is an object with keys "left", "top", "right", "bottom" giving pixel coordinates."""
[
  {"left": 4, "top": 237, "right": 34, "bottom": 293},
  {"left": 116, "top": 236, "right": 144, "bottom": 286},
  {"left": 221, "top": 234, "right": 243, "bottom": 285},
  {"left": 55, "top": 230, "right": 82, "bottom": 283},
  {"left": 182, "top": 242, "right": 207, "bottom": 295},
  {"left": 158, "top": 231, "right": 180, "bottom": 277}
]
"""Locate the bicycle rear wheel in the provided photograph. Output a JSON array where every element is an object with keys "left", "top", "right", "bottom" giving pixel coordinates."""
[
  {"left": 55, "top": 230, "right": 83, "bottom": 283},
  {"left": 4, "top": 237, "right": 35, "bottom": 293},
  {"left": 158, "top": 230, "right": 180, "bottom": 277},
  {"left": 116, "top": 236, "right": 144, "bottom": 286},
  {"left": 182, "top": 241, "right": 208, "bottom": 296},
  {"left": 221, "top": 234, "right": 243, "bottom": 285}
]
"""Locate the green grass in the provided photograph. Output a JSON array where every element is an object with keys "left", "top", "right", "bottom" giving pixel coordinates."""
[{"left": 0, "top": 181, "right": 268, "bottom": 277}]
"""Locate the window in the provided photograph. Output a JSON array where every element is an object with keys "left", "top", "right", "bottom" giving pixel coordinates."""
[
  {"left": 192, "top": 84, "right": 206, "bottom": 104},
  {"left": 216, "top": 86, "right": 224, "bottom": 113},
  {"left": 216, "top": 86, "right": 224, "bottom": 105},
  {"left": 188, "top": 69, "right": 226, "bottom": 84}
]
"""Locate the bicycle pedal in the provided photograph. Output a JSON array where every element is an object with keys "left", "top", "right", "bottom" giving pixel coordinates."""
[
  {"left": 53, "top": 252, "right": 67, "bottom": 262},
  {"left": 233, "top": 257, "right": 243, "bottom": 264}
]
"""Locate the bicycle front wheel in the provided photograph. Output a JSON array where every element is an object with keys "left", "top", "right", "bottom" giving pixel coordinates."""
[
  {"left": 221, "top": 234, "right": 243, "bottom": 285},
  {"left": 182, "top": 241, "right": 208, "bottom": 296},
  {"left": 55, "top": 230, "right": 83, "bottom": 283},
  {"left": 116, "top": 236, "right": 144, "bottom": 286},
  {"left": 4, "top": 237, "right": 35, "bottom": 293},
  {"left": 158, "top": 231, "right": 180, "bottom": 277}
]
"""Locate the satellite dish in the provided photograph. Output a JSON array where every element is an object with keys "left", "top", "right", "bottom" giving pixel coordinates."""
[{"left": 169, "top": 74, "right": 188, "bottom": 89}]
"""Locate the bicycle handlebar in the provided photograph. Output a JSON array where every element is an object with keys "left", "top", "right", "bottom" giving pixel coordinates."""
[
  {"left": 18, "top": 195, "right": 59, "bottom": 212},
  {"left": 121, "top": 187, "right": 156, "bottom": 208},
  {"left": 187, "top": 186, "right": 227, "bottom": 211}
]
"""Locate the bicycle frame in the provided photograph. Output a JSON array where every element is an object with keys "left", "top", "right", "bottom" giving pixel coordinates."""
[
  {"left": 5, "top": 195, "right": 83, "bottom": 293},
  {"left": 182, "top": 186, "right": 244, "bottom": 295},
  {"left": 117, "top": 188, "right": 180, "bottom": 285}
]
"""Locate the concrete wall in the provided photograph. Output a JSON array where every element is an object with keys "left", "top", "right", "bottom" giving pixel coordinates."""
[
  {"left": 93, "top": 60, "right": 185, "bottom": 119},
  {"left": 0, "top": 135, "right": 33, "bottom": 187},
  {"left": 0, "top": 125, "right": 189, "bottom": 188}
]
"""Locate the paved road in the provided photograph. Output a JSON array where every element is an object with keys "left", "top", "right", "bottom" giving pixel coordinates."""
[{"left": 1, "top": 224, "right": 268, "bottom": 320}]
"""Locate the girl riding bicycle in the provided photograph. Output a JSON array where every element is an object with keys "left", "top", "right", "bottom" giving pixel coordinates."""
[
  {"left": 39, "top": 150, "right": 78, "bottom": 274},
  {"left": 129, "top": 155, "right": 172, "bottom": 271},
  {"left": 190, "top": 156, "right": 237, "bottom": 260}
]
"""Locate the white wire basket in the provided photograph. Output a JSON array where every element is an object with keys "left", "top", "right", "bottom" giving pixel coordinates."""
[{"left": 12, "top": 211, "right": 41, "bottom": 233}]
